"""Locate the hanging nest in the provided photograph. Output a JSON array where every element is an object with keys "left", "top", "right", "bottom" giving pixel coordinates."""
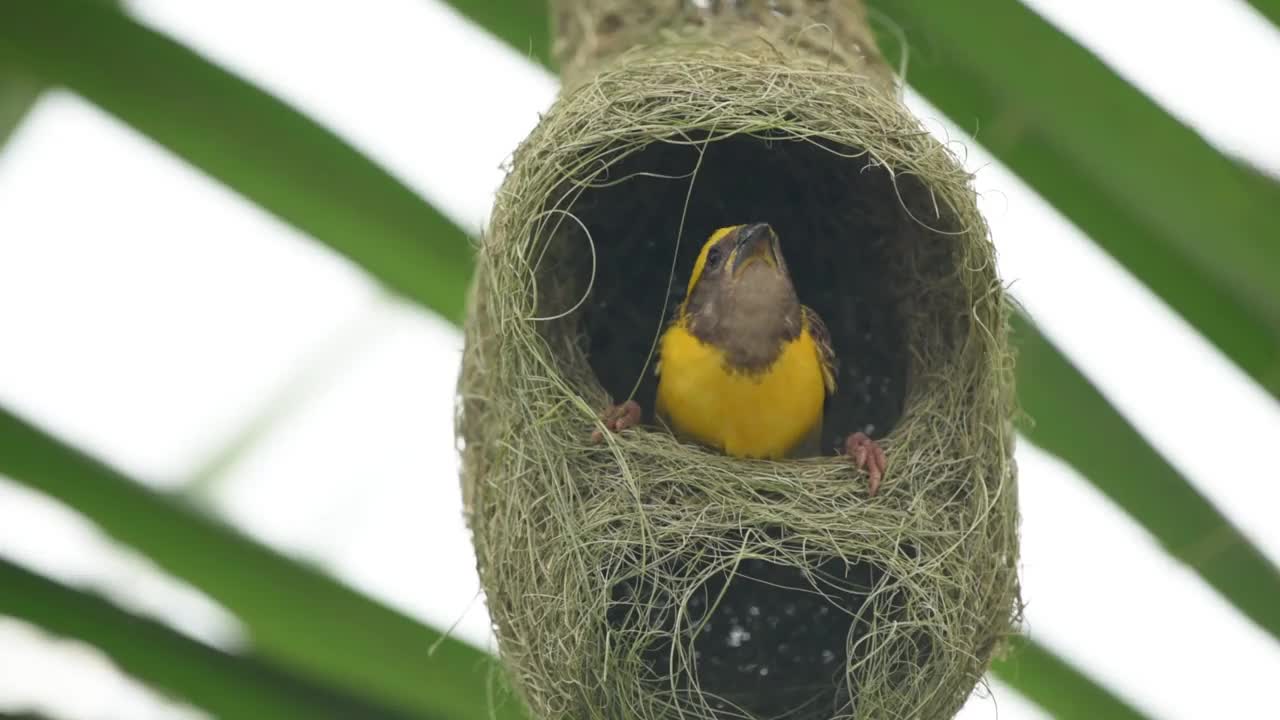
[{"left": 458, "top": 2, "right": 1020, "bottom": 719}]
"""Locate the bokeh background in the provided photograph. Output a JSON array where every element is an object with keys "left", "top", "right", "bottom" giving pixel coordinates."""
[{"left": 1, "top": 1, "right": 1278, "bottom": 719}]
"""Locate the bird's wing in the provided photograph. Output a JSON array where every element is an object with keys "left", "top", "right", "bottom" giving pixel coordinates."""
[{"left": 802, "top": 305, "right": 837, "bottom": 395}]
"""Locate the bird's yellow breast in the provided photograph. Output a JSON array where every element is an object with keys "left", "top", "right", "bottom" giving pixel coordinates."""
[{"left": 655, "top": 324, "right": 826, "bottom": 458}]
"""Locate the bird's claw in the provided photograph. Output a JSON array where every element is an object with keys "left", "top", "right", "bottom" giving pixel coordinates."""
[
  {"left": 590, "top": 400, "right": 642, "bottom": 443},
  {"left": 843, "top": 432, "right": 886, "bottom": 497}
]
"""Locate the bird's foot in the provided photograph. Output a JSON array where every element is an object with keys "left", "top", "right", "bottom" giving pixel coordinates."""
[
  {"left": 590, "top": 400, "right": 642, "bottom": 443},
  {"left": 843, "top": 432, "right": 886, "bottom": 497}
]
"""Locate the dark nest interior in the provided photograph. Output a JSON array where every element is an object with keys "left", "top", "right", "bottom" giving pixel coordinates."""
[
  {"left": 565, "top": 135, "right": 920, "bottom": 451},
  {"left": 605, "top": 531, "right": 925, "bottom": 719},
  {"left": 536, "top": 135, "right": 954, "bottom": 719}
]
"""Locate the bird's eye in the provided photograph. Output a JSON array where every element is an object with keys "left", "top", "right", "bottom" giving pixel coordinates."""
[{"left": 706, "top": 247, "right": 723, "bottom": 268}]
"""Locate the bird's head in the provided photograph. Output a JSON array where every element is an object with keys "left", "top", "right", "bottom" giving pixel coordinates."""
[{"left": 679, "top": 223, "right": 802, "bottom": 368}]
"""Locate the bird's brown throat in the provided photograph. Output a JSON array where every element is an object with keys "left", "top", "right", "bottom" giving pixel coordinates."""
[{"left": 685, "top": 263, "right": 802, "bottom": 373}]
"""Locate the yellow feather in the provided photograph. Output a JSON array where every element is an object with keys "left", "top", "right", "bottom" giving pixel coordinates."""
[{"left": 655, "top": 321, "right": 827, "bottom": 459}]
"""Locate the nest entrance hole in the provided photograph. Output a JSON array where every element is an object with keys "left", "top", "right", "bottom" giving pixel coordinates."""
[{"left": 543, "top": 134, "right": 927, "bottom": 450}]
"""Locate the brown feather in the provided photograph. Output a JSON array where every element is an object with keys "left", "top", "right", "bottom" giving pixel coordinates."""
[{"left": 802, "top": 305, "right": 838, "bottom": 394}]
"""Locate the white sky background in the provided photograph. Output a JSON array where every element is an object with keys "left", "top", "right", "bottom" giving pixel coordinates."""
[{"left": 0, "top": 1, "right": 1278, "bottom": 718}]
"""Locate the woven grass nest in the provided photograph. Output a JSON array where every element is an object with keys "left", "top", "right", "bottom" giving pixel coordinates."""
[{"left": 458, "top": 5, "right": 1020, "bottom": 719}]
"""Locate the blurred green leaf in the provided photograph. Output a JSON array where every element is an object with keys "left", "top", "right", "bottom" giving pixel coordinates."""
[
  {"left": 0, "top": 0, "right": 472, "bottom": 324},
  {"left": 870, "top": 0, "right": 1280, "bottom": 399},
  {"left": 0, "top": 69, "right": 41, "bottom": 150},
  {"left": 0, "top": 407, "right": 524, "bottom": 720},
  {"left": 1242, "top": 0, "right": 1280, "bottom": 30},
  {"left": 442, "top": 0, "right": 552, "bottom": 66},
  {"left": 993, "top": 636, "right": 1149, "bottom": 720},
  {"left": 0, "top": 0, "right": 117, "bottom": 153},
  {"left": 1014, "top": 314, "right": 1280, "bottom": 643},
  {"left": 1234, "top": 153, "right": 1280, "bottom": 190},
  {"left": 0, "top": 558, "right": 416, "bottom": 720}
]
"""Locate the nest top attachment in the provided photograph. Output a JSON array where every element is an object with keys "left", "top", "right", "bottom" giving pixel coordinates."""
[
  {"left": 551, "top": 0, "right": 893, "bottom": 90},
  {"left": 459, "top": 4, "right": 1019, "bottom": 719}
]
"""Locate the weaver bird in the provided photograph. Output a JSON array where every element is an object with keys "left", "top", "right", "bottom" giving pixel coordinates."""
[{"left": 593, "top": 223, "right": 886, "bottom": 496}]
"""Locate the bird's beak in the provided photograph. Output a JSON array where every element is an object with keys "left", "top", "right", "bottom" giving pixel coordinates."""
[{"left": 732, "top": 223, "right": 779, "bottom": 275}]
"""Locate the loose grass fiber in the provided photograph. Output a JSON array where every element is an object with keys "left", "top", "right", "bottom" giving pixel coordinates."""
[{"left": 458, "top": 3, "right": 1020, "bottom": 719}]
